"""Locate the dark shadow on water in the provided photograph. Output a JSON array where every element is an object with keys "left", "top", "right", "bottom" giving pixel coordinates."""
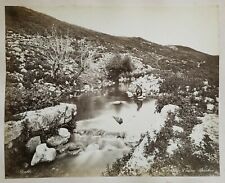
[
  {"left": 134, "top": 98, "right": 143, "bottom": 111},
  {"left": 65, "top": 87, "right": 131, "bottom": 121}
]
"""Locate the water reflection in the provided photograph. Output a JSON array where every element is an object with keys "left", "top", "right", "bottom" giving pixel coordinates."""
[{"left": 134, "top": 98, "right": 143, "bottom": 111}]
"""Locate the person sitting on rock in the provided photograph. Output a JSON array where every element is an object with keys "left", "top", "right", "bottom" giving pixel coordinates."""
[{"left": 136, "top": 84, "right": 142, "bottom": 97}]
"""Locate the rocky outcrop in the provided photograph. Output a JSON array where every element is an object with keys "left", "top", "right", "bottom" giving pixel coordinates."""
[
  {"left": 5, "top": 103, "right": 77, "bottom": 145},
  {"left": 127, "top": 74, "right": 163, "bottom": 98},
  {"left": 190, "top": 114, "right": 219, "bottom": 146},
  {"left": 22, "top": 103, "right": 77, "bottom": 132},
  {"left": 120, "top": 136, "right": 153, "bottom": 176},
  {"left": 31, "top": 143, "right": 56, "bottom": 166}
]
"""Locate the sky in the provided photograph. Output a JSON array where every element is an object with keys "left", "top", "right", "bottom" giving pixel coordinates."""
[{"left": 28, "top": 4, "right": 219, "bottom": 55}]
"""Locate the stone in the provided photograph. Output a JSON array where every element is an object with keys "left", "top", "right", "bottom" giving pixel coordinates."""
[
  {"left": 160, "top": 104, "right": 179, "bottom": 119},
  {"left": 204, "top": 97, "right": 214, "bottom": 103},
  {"left": 13, "top": 47, "right": 22, "bottom": 52},
  {"left": 113, "top": 116, "right": 123, "bottom": 124},
  {"left": 21, "top": 68, "right": 27, "bottom": 73},
  {"left": 20, "top": 103, "right": 77, "bottom": 132},
  {"left": 23, "top": 162, "right": 29, "bottom": 169},
  {"left": 84, "top": 84, "right": 91, "bottom": 91},
  {"left": 167, "top": 139, "right": 179, "bottom": 155},
  {"left": 25, "top": 136, "right": 41, "bottom": 153},
  {"left": 111, "top": 101, "right": 126, "bottom": 105},
  {"left": 67, "top": 143, "right": 82, "bottom": 151},
  {"left": 7, "top": 142, "right": 13, "bottom": 149},
  {"left": 67, "top": 149, "right": 82, "bottom": 156},
  {"left": 193, "top": 91, "right": 199, "bottom": 96},
  {"left": 216, "top": 97, "right": 219, "bottom": 103},
  {"left": 5, "top": 120, "right": 24, "bottom": 145},
  {"left": 5, "top": 103, "right": 77, "bottom": 144},
  {"left": 58, "top": 128, "right": 70, "bottom": 139},
  {"left": 203, "top": 80, "right": 209, "bottom": 85},
  {"left": 207, "top": 104, "right": 214, "bottom": 111},
  {"left": 17, "top": 82, "right": 24, "bottom": 88},
  {"left": 31, "top": 143, "right": 56, "bottom": 166},
  {"left": 126, "top": 91, "right": 134, "bottom": 98},
  {"left": 172, "top": 126, "right": 183, "bottom": 133},
  {"left": 56, "top": 142, "right": 83, "bottom": 154},
  {"left": 47, "top": 135, "right": 69, "bottom": 147},
  {"left": 49, "top": 86, "right": 56, "bottom": 92}
]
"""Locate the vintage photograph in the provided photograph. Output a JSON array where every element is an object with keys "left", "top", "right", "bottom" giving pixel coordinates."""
[{"left": 4, "top": 4, "right": 219, "bottom": 178}]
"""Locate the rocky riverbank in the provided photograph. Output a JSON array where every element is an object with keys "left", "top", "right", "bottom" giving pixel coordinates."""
[{"left": 5, "top": 103, "right": 78, "bottom": 176}]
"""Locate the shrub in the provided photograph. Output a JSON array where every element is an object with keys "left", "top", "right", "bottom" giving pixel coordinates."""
[
  {"left": 103, "top": 151, "right": 133, "bottom": 176},
  {"left": 5, "top": 84, "right": 60, "bottom": 121},
  {"left": 105, "top": 54, "right": 133, "bottom": 84}
]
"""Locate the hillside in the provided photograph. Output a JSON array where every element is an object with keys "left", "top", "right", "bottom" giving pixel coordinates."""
[
  {"left": 5, "top": 6, "right": 219, "bottom": 178},
  {"left": 5, "top": 6, "right": 218, "bottom": 78}
]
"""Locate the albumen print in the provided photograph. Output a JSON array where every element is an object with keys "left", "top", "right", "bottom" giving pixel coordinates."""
[{"left": 4, "top": 3, "right": 219, "bottom": 178}]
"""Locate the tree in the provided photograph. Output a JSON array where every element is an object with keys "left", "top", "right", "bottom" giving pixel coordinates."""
[
  {"left": 29, "top": 25, "right": 91, "bottom": 84},
  {"left": 105, "top": 54, "right": 133, "bottom": 86}
]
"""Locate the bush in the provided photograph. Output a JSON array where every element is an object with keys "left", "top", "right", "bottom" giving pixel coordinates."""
[
  {"left": 5, "top": 84, "right": 60, "bottom": 121},
  {"left": 159, "top": 74, "right": 203, "bottom": 94},
  {"left": 103, "top": 151, "right": 133, "bottom": 176},
  {"left": 105, "top": 54, "right": 133, "bottom": 83}
]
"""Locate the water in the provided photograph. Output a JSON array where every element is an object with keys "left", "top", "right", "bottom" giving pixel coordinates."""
[
  {"left": 12, "top": 90, "right": 166, "bottom": 178},
  {"left": 75, "top": 94, "right": 163, "bottom": 142}
]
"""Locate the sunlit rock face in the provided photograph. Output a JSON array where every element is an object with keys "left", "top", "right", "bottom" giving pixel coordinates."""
[
  {"left": 31, "top": 143, "right": 56, "bottom": 166},
  {"left": 5, "top": 103, "right": 77, "bottom": 145}
]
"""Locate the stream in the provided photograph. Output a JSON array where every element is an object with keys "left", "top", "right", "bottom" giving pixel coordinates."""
[{"left": 13, "top": 90, "right": 166, "bottom": 178}]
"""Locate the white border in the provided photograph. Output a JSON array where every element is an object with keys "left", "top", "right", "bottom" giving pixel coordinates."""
[{"left": 0, "top": 0, "right": 224, "bottom": 182}]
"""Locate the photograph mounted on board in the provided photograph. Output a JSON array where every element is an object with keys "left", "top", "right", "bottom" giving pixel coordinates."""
[{"left": 4, "top": 4, "right": 219, "bottom": 178}]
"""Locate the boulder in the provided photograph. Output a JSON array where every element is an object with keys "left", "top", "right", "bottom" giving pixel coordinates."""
[
  {"left": 167, "top": 139, "right": 179, "bottom": 155},
  {"left": 20, "top": 68, "right": 27, "bottom": 73},
  {"left": 161, "top": 104, "right": 179, "bottom": 119},
  {"left": 68, "top": 149, "right": 82, "bottom": 156},
  {"left": 5, "top": 103, "right": 77, "bottom": 144},
  {"left": 31, "top": 143, "right": 56, "bottom": 166},
  {"left": 5, "top": 120, "right": 24, "bottom": 145},
  {"left": 172, "top": 126, "right": 183, "bottom": 133},
  {"left": 58, "top": 128, "right": 70, "bottom": 139},
  {"left": 126, "top": 91, "right": 134, "bottom": 98},
  {"left": 25, "top": 136, "right": 41, "bottom": 153},
  {"left": 13, "top": 47, "right": 22, "bottom": 52},
  {"left": 113, "top": 116, "right": 123, "bottom": 124},
  {"left": 207, "top": 104, "right": 214, "bottom": 111},
  {"left": 110, "top": 101, "right": 126, "bottom": 105},
  {"left": 216, "top": 97, "right": 219, "bottom": 103},
  {"left": 20, "top": 103, "right": 77, "bottom": 132},
  {"left": 47, "top": 135, "right": 69, "bottom": 147},
  {"left": 204, "top": 97, "right": 214, "bottom": 103},
  {"left": 56, "top": 142, "right": 83, "bottom": 154}
]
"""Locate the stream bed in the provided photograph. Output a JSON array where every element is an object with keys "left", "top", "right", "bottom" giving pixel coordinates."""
[{"left": 10, "top": 91, "right": 167, "bottom": 178}]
